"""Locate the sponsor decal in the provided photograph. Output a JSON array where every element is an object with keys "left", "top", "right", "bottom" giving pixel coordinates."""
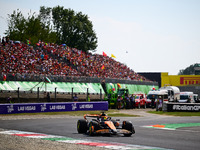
[
  {"left": 180, "top": 77, "right": 200, "bottom": 85},
  {"left": 71, "top": 103, "right": 77, "bottom": 110},
  {"left": 17, "top": 106, "right": 36, "bottom": 111},
  {"left": 7, "top": 105, "right": 14, "bottom": 113},
  {"left": 173, "top": 105, "right": 200, "bottom": 111},
  {"left": 50, "top": 105, "right": 65, "bottom": 110},
  {"left": 79, "top": 104, "right": 93, "bottom": 109},
  {"left": 40, "top": 104, "right": 47, "bottom": 112}
]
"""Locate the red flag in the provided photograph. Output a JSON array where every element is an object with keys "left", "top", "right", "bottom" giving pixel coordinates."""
[
  {"left": 103, "top": 52, "right": 107, "bottom": 57},
  {"left": 117, "top": 83, "right": 121, "bottom": 88},
  {"left": 101, "top": 64, "right": 105, "bottom": 70},
  {"left": 3, "top": 74, "right": 6, "bottom": 81}
]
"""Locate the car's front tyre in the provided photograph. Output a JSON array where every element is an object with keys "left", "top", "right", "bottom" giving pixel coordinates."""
[
  {"left": 77, "top": 119, "right": 88, "bottom": 133},
  {"left": 122, "top": 121, "right": 135, "bottom": 137},
  {"left": 89, "top": 121, "right": 99, "bottom": 136}
]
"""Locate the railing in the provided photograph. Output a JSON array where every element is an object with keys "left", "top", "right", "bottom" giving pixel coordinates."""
[
  {"left": 0, "top": 73, "right": 158, "bottom": 85},
  {"left": 0, "top": 87, "right": 103, "bottom": 103}
]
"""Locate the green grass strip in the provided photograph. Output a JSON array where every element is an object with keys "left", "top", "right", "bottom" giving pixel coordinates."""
[
  {"left": 42, "top": 137, "right": 75, "bottom": 141},
  {"left": 162, "top": 123, "right": 200, "bottom": 129},
  {"left": 108, "top": 113, "right": 139, "bottom": 117},
  {"left": 148, "top": 111, "right": 200, "bottom": 116}
]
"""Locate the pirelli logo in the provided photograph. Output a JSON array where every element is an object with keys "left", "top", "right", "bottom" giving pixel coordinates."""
[{"left": 180, "top": 77, "right": 200, "bottom": 85}]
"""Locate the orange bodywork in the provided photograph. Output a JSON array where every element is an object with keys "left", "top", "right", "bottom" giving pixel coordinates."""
[
  {"left": 104, "top": 121, "right": 116, "bottom": 130},
  {"left": 96, "top": 129, "right": 110, "bottom": 133}
]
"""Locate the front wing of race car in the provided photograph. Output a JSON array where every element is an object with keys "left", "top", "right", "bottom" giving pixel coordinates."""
[{"left": 93, "top": 128, "right": 132, "bottom": 135}]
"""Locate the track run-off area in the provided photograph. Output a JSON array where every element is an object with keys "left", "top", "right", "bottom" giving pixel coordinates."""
[{"left": 0, "top": 109, "right": 200, "bottom": 150}]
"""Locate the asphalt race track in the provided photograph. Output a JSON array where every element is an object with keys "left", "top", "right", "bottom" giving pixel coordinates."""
[{"left": 0, "top": 111, "right": 200, "bottom": 150}]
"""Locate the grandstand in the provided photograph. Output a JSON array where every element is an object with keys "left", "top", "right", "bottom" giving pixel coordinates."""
[
  {"left": 0, "top": 39, "right": 157, "bottom": 102},
  {"left": 0, "top": 40, "right": 149, "bottom": 81}
]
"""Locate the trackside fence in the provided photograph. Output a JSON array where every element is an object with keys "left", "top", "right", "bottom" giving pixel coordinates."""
[{"left": 0, "top": 87, "right": 103, "bottom": 103}]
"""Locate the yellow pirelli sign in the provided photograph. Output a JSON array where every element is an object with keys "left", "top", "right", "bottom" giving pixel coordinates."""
[{"left": 161, "top": 72, "right": 200, "bottom": 87}]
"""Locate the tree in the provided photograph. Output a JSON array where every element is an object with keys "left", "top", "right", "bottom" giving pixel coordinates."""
[
  {"left": 5, "top": 6, "right": 98, "bottom": 52},
  {"left": 51, "top": 6, "right": 98, "bottom": 52},
  {"left": 6, "top": 9, "right": 26, "bottom": 41},
  {"left": 6, "top": 8, "right": 56, "bottom": 45},
  {"left": 178, "top": 63, "right": 200, "bottom": 75},
  {"left": 38, "top": 6, "right": 57, "bottom": 44}
]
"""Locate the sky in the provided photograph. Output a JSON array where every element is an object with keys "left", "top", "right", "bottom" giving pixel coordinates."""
[{"left": 0, "top": 0, "right": 200, "bottom": 75}]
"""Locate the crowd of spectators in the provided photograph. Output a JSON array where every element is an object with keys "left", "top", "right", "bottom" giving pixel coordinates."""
[
  {"left": 0, "top": 37, "right": 150, "bottom": 82},
  {"left": 0, "top": 38, "right": 79, "bottom": 77}
]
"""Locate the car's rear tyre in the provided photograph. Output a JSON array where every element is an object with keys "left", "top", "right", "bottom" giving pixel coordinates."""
[
  {"left": 77, "top": 119, "right": 88, "bottom": 133},
  {"left": 122, "top": 121, "right": 135, "bottom": 137},
  {"left": 89, "top": 121, "right": 99, "bottom": 136}
]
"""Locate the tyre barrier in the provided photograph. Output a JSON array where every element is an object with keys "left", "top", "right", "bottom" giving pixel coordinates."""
[{"left": 0, "top": 101, "right": 108, "bottom": 114}]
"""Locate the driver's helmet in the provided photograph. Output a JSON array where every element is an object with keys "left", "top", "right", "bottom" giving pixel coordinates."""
[{"left": 99, "top": 112, "right": 107, "bottom": 121}]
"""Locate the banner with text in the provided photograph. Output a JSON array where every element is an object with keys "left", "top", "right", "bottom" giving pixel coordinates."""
[
  {"left": 0, "top": 102, "right": 108, "bottom": 114},
  {"left": 166, "top": 103, "right": 200, "bottom": 112}
]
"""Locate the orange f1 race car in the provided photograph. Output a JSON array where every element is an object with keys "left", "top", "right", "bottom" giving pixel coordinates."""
[{"left": 77, "top": 112, "right": 135, "bottom": 136}]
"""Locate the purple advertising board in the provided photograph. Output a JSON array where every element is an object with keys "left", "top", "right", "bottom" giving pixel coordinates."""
[{"left": 0, "top": 101, "right": 108, "bottom": 114}]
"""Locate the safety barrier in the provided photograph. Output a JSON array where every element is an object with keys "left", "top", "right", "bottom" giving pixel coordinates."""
[{"left": 0, "top": 101, "right": 108, "bottom": 114}]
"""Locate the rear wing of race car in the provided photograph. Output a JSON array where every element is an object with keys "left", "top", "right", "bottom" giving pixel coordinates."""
[{"left": 84, "top": 114, "right": 99, "bottom": 120}]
